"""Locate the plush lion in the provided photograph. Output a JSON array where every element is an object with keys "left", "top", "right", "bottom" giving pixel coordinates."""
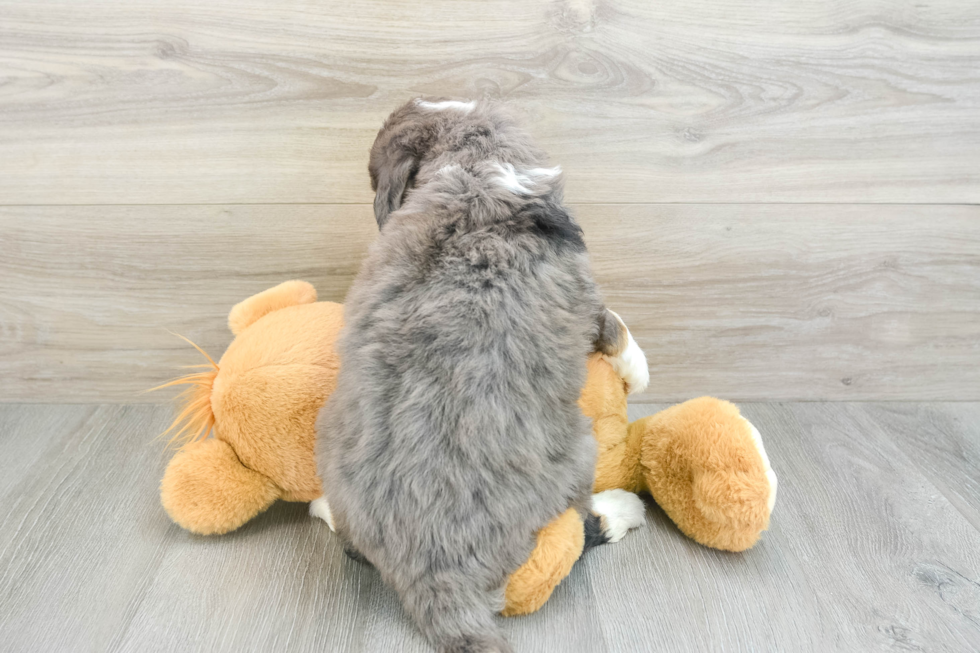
[{"left": 158, "top": 281, "right": 776, "bottom": 615}]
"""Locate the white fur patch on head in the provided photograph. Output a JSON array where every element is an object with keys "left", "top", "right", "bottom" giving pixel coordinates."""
[
  {"left": 490, "top": 162, "right": 562, "bottom": 195},
  {"left": 742, "top": 418, "right": 778, "bottom": 515},
  {"left": 309, "top": 496, "right": 335, "bottom": 531},
  {"left": 527, "top": 166, "right": 562, "bottom": 179},
  {"left": 592, "top": 489, "right": 645, "bottom": 542},
  {"left": 415, "top": 99, "right": 476, "bottom": 113},
  {"left": 491, "top": 162, "right": 535, "bottom": 194},
  {"left": 602, "top": 309, "right": 649, "bottom": 394}
]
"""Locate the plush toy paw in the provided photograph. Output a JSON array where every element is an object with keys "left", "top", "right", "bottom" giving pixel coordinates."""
[
  {"left": 160, "top": 438, "right": 281, "bottom": 535},
  {"left": 309, "top": 496, "right": 335, "bottom": 531},
  {"left": 592, "top": 489, "right": 645, "bottom": 542},
  {"left": 632, "top": 397, "right": 776, "bottom": 552},
  {"left": 601, "top": 310, "right": 649, "bottom": 395}
]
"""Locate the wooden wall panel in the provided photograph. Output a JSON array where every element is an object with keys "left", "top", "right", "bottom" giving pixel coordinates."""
[
  {"left": 583, "top": 204, "right": 980, "bottom": 401},
  {"left": 0, "top": 0, "right": 977, "bottom": 204},
  {"left": 2, "top": 203, "right": 977, "bottom": 402},
  {"left": 0, "top": 205, "right": 377, "bottom": 402}
]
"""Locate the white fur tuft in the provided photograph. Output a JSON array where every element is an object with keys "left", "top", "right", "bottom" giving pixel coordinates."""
[
  {"left": 415, "top": 99, "right": 476, "bottom": 113},
  {"left": 742, "top": 418, "right": 778, "bottom": 514},
  {"left": 489, "top": 162, "right": 563, "bottom": 196},
  {"left": 602, "top": 310, "right": 649, "bottom": 394},
  {"left": 527, "top": 165, "right": 562, "bottom": 179},
  {"left": 592, "top": 489, "right": 645, "bottom": 542},
  {"left": 491, "top": 162, "right": 534, "bottom": 194},
  {"left": 309, "top": 496, "right": 335, "bottom": 531}
]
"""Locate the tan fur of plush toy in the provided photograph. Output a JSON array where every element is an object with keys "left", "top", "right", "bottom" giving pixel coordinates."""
[
  {"left": 158, "top": 281, "right": 776, "bottom": 615},
  {"left": 501, "top": 357, "right": 777, "bottom": 615},
  {"left": 582, "top": 355, "right": 777, "bottom": 554},
  {"left": 159, "top": 280, "right": 342, "bottom": 535}
]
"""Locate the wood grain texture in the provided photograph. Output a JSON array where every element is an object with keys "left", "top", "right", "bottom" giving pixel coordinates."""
[
  {"left": 0, "top": 405, "right": 172, "bottom": 652},
  {"left": 2, "top": 204, "right": 978, "bottom": 402},
  {"left": 864, "top": 403, "right": 980, "bottom": 533},
  {"left": 0, "top": 205, "right": 377, "bottom": 402},
  {"left": 2, "top": 402, "right": 979, "bottom": 652},
  {"left": 587, "top": 203, "right": 980, "bottom": 401},
  {"left": 608, "top": 402, "right": 980, "bottom": 652},
  {"left": 1, "top": 0, "right": 978, "bottom": 204}
]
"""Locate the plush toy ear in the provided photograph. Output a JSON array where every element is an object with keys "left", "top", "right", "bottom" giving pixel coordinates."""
[
  {"left": 160, "top": 438, "right": 281, "bottom": 535},
  {"left": 227, "top": 280, "right": 317, "bottom": 336}
]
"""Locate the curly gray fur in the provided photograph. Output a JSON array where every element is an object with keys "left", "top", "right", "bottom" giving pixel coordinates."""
[{"left": 317, "top": 98, "right": 609, "bottom": 653}]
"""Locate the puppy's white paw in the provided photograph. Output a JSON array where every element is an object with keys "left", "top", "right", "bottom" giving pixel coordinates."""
[
  {"left": 741, "top": 418, "right": 778, "bottom": 515},
  {"left": 309, "top": 496, "right": 335, "bottom": 531},
  {"left": 602, "top": 310, "right": 650, "bottom": 394},
  {"left": 592, "top": 489, "right": 645, "bottom": 543}
]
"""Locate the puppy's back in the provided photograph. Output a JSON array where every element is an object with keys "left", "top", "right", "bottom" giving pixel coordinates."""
[{"left": 318, "top": 100, "right": 601, "bottom": 653}]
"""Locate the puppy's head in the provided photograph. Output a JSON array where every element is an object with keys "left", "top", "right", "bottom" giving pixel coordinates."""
[{"left": 368, "top": 97, "right": 479, "bottom": 228}]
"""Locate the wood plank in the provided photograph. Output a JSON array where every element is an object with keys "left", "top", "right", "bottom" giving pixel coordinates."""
[
  {"left": 866, "top": 403, "right": 980, "bottom": 533},
  {"left": 1, "top": 0, "right": 978, "bottom": 204},
  {"left": 3, "top": 203, "right": 978, "bottom": 402},
  {"left": 0, "top": 403, "right": 369, "bottom": 652},
  {"left": 0, "top": 205, "right": 378, "bottom": 402},
  {"left": 586, "top": 203, "right": 980, "bottom": 401},
  {"left": 0, "top": 403, "right": 609, "bottom": 652},
  {"left": 0, "top": 404, "right": 99, "bottom": 504},
  {"left": 597, "top": 402, "right": 980, "bottom": 652},
  {"left": 3, "top": 402, "right": 979, "bottom": 651},
  {"left": 0, "top": 404, "right": 174, "bottom": 652}
]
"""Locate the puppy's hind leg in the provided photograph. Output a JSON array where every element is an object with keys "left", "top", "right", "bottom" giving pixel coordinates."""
[{"left": 594, "top": 308, "right": 649, "bottom": 394}]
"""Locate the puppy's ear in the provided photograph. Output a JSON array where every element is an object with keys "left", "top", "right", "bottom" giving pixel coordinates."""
[
  {"left": 371, "top": 151, "right": 417, "bottom": 229},
  {"left": 369, "top": 103, "right": 436, "bottom": 229}
]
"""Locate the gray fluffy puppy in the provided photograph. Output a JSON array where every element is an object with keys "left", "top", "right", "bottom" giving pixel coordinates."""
[{"left": 316, "top": 98, "right": 647, "bottom": 653}]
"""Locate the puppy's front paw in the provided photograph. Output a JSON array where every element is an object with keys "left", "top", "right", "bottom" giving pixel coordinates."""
[
  {"left": 592, "top": 489, "right": 645, "bottom": 543},
  {"left": 602, "top": 310, "right": 649, "bottom": 394}
]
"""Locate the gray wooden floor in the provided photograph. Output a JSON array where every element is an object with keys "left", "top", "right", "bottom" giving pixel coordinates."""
[{"left": 2, "top": 402, "right": 979, "bottom": 652}]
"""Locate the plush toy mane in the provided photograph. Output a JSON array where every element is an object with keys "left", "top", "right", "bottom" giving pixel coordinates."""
[{"left": 150, "top": 333, "right": 219, "bottom": 448}]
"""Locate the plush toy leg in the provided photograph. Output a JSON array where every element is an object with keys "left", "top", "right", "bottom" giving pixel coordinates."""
[
  {"left": 227, "top": 280, "right": 318, "bottom": 335},
  {"left": 580, "top": 354, "right": 647, "bottom": 495},
  {"left": 160, "top": 438, "right": 281, "bottom": 535},
  {"left": 501, "top": 508, "right": 584, "bottom": 616},
  {"left": 630, "top": 397, "right": 775, "bottom": 552}
]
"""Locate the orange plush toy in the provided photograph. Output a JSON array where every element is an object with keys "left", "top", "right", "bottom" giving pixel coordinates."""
[
  {"left": 158, "top": 280, "right": 343, "bottom": 536},
  {"left": 158, "top": 281, "right": 776, "bottom": 615},
  {"left": 579, "top": 356, "right": 777, "bottom": 555}
]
